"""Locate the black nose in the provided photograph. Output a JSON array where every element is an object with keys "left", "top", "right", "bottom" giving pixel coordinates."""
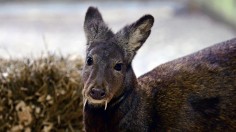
[{"left": 90, "top": 88, "right": 106, "bottom": 100}]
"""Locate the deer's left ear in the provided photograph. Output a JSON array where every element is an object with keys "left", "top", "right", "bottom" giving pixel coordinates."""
[
  {"left": 116, "top": 15, "right": 154, "bottom": 62},
  {"left": 84, "top": 7, "right": 113, "bottom": 43}
]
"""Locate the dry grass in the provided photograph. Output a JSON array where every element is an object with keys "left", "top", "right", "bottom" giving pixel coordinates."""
[{"left": 0, "top": 55, "right": 84, "bottom": 132}]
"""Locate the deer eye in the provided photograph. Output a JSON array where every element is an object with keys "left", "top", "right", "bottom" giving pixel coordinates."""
[
  {"left": 114, "top": 63, "right": 122, "bottom": 71},
  {"left": 86, "top": 57, "right": 93, "bottom": 66}
]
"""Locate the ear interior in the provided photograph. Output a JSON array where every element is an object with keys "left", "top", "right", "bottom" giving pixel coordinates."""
[
  {"left": 116, "top": 15, "right": 154, "bottom": 62},
  {"left": 135, "top": 15, "right": 154, "bottom": 34},
  {"left": 129, "top": 15, "right": 154, "bottom": 51}
]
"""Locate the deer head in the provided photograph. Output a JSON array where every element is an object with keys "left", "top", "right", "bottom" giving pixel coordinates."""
[{"left": 82, "top": 7, "right": 154, "bottom": 109}]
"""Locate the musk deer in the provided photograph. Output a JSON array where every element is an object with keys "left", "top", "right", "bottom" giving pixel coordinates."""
[{"left": 82, "top": 6, "right": 236, "bottom": 131}]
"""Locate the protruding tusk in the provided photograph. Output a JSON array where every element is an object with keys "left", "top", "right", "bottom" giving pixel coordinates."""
[
  {"left": 84, "top": 99, "right": 88, "bottom": 108},
  {"left": 104, "top": 100, "right": 108, "bottom": 110}
]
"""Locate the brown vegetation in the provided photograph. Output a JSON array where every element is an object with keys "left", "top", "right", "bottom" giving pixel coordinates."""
[{"left": 0, "top": 55, "right": 84, "bottom": 131}]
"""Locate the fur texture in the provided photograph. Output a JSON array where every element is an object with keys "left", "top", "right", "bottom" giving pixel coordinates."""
[{"left": 82, "top": 6, "right": 236, "bottom": 131}]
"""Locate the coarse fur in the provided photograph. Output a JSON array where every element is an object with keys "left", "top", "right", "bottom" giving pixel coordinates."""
[{"left": 82, "top": 6, "right": 236, "bottom": 131}]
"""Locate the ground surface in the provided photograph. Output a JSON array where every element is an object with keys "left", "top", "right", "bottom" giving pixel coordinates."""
[{"left": 0, "top": 1, "right": 235, "bottom": 76}]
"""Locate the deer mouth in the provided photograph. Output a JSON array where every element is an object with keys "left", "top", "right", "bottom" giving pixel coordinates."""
[
  {"left": 83, "top": 88, "right": 112, "bottom": 110},
  {"left": 83, "top": 96, "right": 110, "bottom": 110}
]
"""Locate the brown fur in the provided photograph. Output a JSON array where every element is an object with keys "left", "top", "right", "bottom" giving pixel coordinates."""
[
  {"left": 82, "top": 6, "right": 236, "bottom": 131},
  {"left": 139, "top": 38, "right": 236, "bottom": 131}
]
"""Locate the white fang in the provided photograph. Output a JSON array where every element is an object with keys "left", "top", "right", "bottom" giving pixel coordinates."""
[
  {"left": 104, "top": 100, "right": 108, "bottom": 110},
  {"left": 84, "top": 99, "right": 88, "bottom": 108}
]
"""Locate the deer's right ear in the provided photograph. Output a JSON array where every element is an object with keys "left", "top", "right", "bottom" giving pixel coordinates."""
[
  {"left": 84, "top": 7, "right": 113, "bottom": 44},
  {"left": 116, "top": 15, "right": 154, "bottom": 62}
]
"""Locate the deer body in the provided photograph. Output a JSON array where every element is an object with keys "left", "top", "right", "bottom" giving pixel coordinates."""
[
  {"left": 139, "top": 38, "right": 236, "bottom": 131},
  {"left": 82, "top": 7, "right": 236, "bottom": 131}
]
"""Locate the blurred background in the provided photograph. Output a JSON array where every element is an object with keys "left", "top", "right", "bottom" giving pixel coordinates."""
[{"left": 0, "top": 0, "right": 235, "bottom": 76}]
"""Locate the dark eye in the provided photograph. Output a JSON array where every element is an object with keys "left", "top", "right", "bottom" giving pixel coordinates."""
[
  {"left": 86, "top": 57, "right": 93, "bottom": 66},
  {"left": 114, "top": 63, "right": 122, "bottom": 71}
]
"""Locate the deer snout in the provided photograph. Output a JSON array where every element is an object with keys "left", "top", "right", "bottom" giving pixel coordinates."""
[{"left": 89, "top": 88, "right": 106, "bottom": 100}]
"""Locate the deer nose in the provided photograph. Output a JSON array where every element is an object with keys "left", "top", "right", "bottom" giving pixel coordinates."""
[{"left": 89, "top": 88, "right": 106, "bottom": 100}]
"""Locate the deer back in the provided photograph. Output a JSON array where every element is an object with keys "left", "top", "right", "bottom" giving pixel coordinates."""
[{"left": 139, "top": 38, "right": 236, "bottom": 131}]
